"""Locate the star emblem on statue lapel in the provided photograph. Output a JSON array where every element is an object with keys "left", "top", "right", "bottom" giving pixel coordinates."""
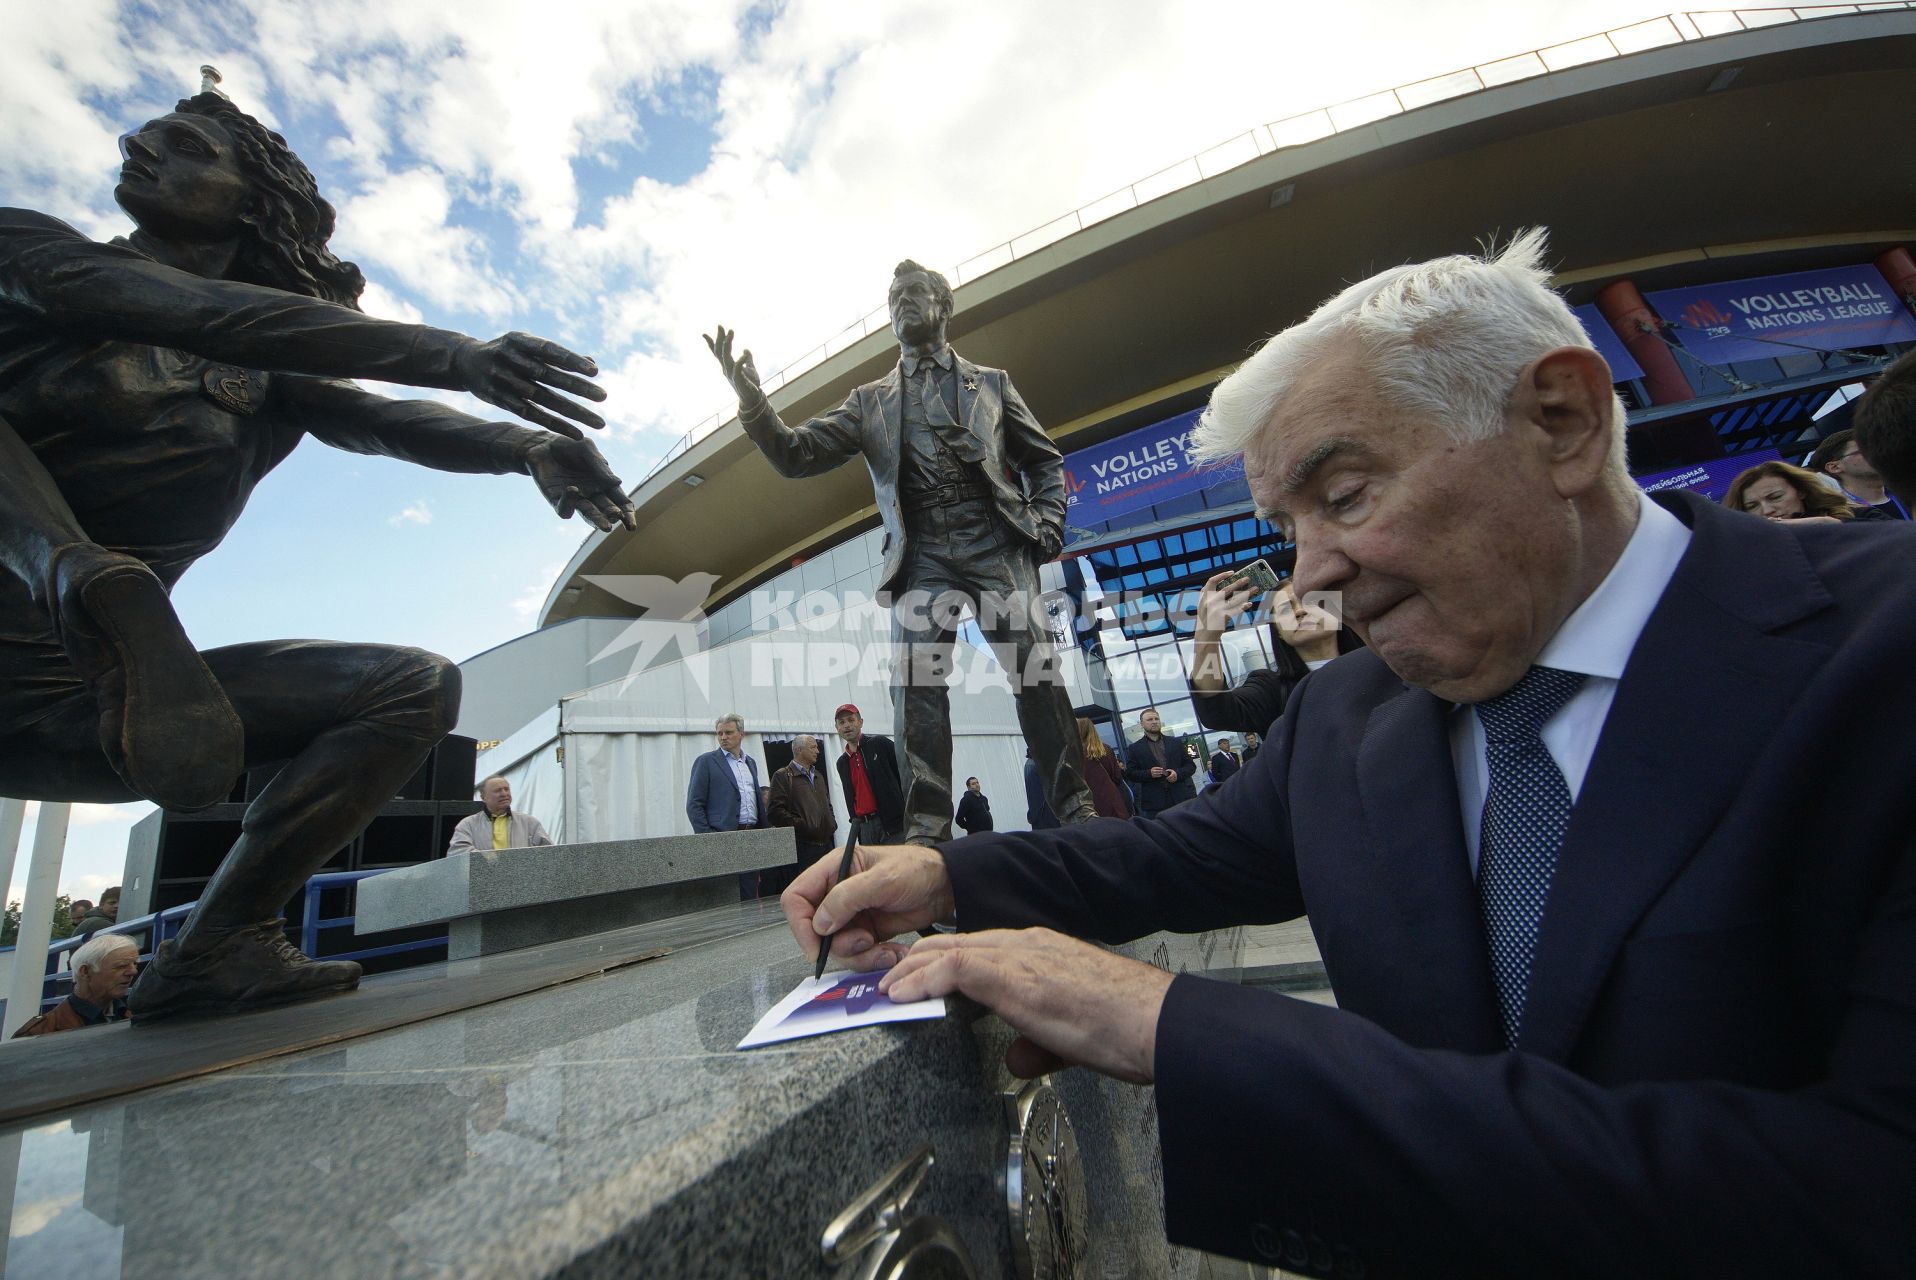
[{"left": 963, "top": 376, "right": 978, "bottom": 392}]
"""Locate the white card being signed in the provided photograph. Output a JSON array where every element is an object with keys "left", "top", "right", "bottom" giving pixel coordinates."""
[{"left": 736, "top": 969, "right": 946, "bottom": 1049}]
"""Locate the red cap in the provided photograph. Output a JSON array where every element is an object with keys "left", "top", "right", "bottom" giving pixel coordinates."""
[{"left": 834, "top": 703, "right": 861, "bottom": 718}]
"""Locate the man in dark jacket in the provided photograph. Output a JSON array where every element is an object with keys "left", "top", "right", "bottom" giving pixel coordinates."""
[
  {"left": 71, "top": 886, "right": 119, "bottom": 934},
  {"left": 767, "top": 734, "right": 835, "bottom": 895},
  {"left": 1122, "top": 708, "right": 1197, "bottom": 818},
  {"left": 954, "top": 776, "right": 994, "bottom": 834},
  {"left": 833, "top": 704, "right": 905, "bottom": 843},
  {"left": 1208, "top": 739, "right": 1241, "bottom": 784}
]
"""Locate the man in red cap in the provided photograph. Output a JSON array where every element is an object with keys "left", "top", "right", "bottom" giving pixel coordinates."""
[{"left": 833, "top": 704, "right": 904, "bottom": 844}]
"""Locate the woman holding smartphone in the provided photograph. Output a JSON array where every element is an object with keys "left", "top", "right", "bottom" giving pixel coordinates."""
[{"left": 1189, "top": 564, "right": 1362, "bottom": 736}]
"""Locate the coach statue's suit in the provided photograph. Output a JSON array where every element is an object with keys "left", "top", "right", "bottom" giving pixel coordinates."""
[{"left": 941, "top": 492, "right": 1916, "bottom": 1278}]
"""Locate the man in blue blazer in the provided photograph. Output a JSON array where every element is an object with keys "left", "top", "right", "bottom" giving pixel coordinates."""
[
  {"left": 685, "top": 712, "right": 764, "bottom": 834},
  {"left": 784, "top": 234, "right": 1916, "bottom": 1277}
]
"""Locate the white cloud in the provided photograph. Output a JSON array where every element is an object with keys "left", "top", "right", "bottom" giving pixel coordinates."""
[
  {"left": 71, "top": 801, "right": 155, "bottom": 827},
  {"left": 512, "top": 559, "right": 570, "bottom": 621},
  {"left": 390, "top": 499, "right": 433, "bottom": 527}
]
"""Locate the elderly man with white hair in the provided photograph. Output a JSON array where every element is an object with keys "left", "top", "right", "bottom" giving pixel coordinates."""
[
  {"left": 12, "top": 933, "right": 139, "bottom": 1037},
  {"left": 782, "top": 232, "right": 1916, "bottom": 1276}
]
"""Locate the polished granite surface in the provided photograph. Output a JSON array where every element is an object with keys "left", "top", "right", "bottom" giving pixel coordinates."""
[{"left": 1, "top": 903, "right": 1247, "bottom": 1278}]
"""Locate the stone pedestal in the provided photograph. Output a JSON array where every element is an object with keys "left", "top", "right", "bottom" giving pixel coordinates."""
[
  {"left": 355, "top": 828, "right": 794, "bottom": 958},
  {"left": 3, "top": 903, "right": 1255, "bottom": 1278}
]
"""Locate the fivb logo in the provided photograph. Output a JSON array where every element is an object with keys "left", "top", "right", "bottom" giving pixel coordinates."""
[{"left": 583, "top": 573, "right": 720, "bottom": 695}]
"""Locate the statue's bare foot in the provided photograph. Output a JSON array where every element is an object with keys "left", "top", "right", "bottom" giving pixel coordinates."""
[
  {"left": 127, "top": 918, "right": 361, "bottom": 1023},
  {"left": 50, "top": 545, "right": 243, "bottom": 810}
]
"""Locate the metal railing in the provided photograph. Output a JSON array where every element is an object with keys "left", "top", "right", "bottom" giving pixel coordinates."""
[
  {"left": 624, "top": 3, "right": 1911, "bottom": 489},
  {"left": 23, "top": 869, "right": 444, "bottom": 1016}
]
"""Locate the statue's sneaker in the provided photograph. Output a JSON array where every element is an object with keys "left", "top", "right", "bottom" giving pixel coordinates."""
[
  {"left": 50, "top": 545, "right": 243, "bottom": 811},
  {"left": 128, "top": 919, "right": 362, "bottom": 1023}
]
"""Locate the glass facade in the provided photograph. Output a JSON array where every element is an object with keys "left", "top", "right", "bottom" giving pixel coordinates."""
[{"left": 1058, "top": 465, "right": 1295, "bottom": 750}]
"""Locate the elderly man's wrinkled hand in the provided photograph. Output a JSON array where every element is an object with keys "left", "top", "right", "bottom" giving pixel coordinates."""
[
  {"left": 781, "top": 842, "right": 954, "bottom": 972},
  {"left": 878, "top": 928, "right": 1172, "bottom": 1084}
]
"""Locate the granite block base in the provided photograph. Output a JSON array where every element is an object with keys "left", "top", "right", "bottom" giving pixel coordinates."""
[
  {"left": 356, "top": 827, "right": 796, "bottom": 957},
  {"left": 446, "top": 876, "right": 740, "bottom": 959}
]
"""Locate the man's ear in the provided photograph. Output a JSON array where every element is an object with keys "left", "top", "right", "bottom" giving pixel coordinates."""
[{"left": 1511, "top": 346, "right": 1617, "bottom": 498}]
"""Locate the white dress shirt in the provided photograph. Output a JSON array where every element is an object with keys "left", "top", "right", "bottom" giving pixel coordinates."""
[
  {"left": 1449, "top": 492, "right": 1693, "bottom": 874},
  {"left": 724, "top": 749, "right": 759, "bottom": 827}
]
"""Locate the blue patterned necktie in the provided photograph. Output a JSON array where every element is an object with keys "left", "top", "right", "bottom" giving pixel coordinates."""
[{"left": 1475, "top": 665, "right": 1587, "bottom": 1049}]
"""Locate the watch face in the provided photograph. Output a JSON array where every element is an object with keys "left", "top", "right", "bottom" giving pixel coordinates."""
[{"left": 1005, "top": 1082, "right": 1088, "bottom": 1280}]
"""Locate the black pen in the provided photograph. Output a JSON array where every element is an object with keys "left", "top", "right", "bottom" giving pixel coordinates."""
[{"left": 814, "top": 826, "right": 860, "bottom": 981}]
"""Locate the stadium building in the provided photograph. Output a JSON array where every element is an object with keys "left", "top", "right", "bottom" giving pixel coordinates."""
[{"left": 455, "top": 5, "right": 1916, "bottom": 843}]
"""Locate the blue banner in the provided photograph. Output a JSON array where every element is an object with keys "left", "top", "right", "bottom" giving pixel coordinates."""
[
  {"left": 1571, "top": 304, "right": 1644, "bottom": 383},
  {"left": 1648, "top": 264, "right": 1916, "bottom": 367},
  {"left": 1062, "top": 409, "right": 1243, "bottom": 527},
  {"left": 1635, "top": 448, "right": 1781, "bottom": 503}
]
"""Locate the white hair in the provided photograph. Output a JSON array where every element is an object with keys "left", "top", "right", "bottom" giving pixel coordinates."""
[
  {"left": 715, "top": 713, "right": 744, "bottom": 731},
  {"left": 71, "top": 932, "right": 137, "bottom": 974},
  {"left": 1195, "top": 228, "right": 1623, "bottom": 463}
]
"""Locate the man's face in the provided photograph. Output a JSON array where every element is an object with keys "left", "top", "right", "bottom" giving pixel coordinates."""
[
  {"left": 99, "top": 949, "right": 138, "bottom": 1000},
  {"left": 716, "top": 721, "right": 743, "bottom": 754},
  {"left": 79, "top": 947, "right": 139, "bottom": 1003},
  {"left": 888, "top": 272, "right": 950, "bottom": 347},
  {"left": 115, "top": 114, "right": 251, "bottom": 242},
  {"left": 1246, "top": 733, "right": 1260, "bottom": 747},
  {"left": 966, "top": 778, "right": 981, "bottom": 793},
  {"left": 835, "top": 711, "right": 863, "bottom": 744},
  {"left": 1828, "top": 444, "right": 1882, "bottom": 486},
  {"left": 1140, "top": 711, "right": 1162, "bottom": 735},
  {"left": 1218, "top": 739, "right": 1230, "bottom": 751},
  {"left": 100, "top": 895, "right": 119, "bottom": 921},
  {"left": 793, "top": 736, "right": 819, "bottom": 767},
  {"left": 1246, "top": 341, "right": 1587, "bottom": 703},
  {"left": 481, "top": 778, "right": 512, "bottom": 814}
]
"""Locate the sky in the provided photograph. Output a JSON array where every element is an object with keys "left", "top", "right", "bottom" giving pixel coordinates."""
[{"left": 2, "top": 0, "right": 1695, "bottom": 903}]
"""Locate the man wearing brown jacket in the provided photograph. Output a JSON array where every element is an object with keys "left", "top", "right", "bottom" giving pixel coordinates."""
[{"left": 766, "top": 734, "right": 836, "bottom": 895}]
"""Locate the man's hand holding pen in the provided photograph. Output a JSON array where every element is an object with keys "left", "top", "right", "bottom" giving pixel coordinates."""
[{"left": 779, "top": 841, "right": 1172, "bottom": 1084}]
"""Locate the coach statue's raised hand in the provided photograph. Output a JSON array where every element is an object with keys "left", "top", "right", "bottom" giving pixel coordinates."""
[{"left": 0, "top": 83, "right": 636, "bottom": 1020}]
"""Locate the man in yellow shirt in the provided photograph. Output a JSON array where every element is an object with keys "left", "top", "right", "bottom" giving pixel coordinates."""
[{"left": 447, "top": 776, "right": 554, "bottom": 853}]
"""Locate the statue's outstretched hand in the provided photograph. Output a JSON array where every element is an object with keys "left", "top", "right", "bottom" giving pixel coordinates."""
[
  {"left": 455, "top": 332, "right": 608, "bottom": 439},
  {"left": 704, "top": 326, "right": 767, "bottom": 413},
  {"left": 525, "top": 436, "right": 638, "bottom": 531}
]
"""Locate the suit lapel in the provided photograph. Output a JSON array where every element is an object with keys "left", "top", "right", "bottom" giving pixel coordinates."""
[
  {"left": 878, "top": 365, "right": 904, "bottom": 492},
  {"left": 1519, "top": 497, "right": 1835, "bottom": 1061},
  {"left": 1355, "top": 683, "right": 1505, "bottom": 1051}
]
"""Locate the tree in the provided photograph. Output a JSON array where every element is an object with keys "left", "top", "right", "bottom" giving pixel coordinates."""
[{"left": 1, "top": 894, "right": 74, "bottom": 947}]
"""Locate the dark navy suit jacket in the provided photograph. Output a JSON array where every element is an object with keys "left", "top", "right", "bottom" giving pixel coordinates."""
[
  {"left": 942, "top": 493, "right": 1916, "bottom": 1278},
  {"left": 686, "top": 748, "right": 761, "bottom": 833}
]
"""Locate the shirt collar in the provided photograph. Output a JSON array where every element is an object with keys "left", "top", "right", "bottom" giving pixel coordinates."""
[
  {"left": 67, "top": 993, "right": 105, "bottom": 1024},
  {"left": 488, "top": 808, "right": 512, "bottom": 820},
  {"left": 900, "top": 346, "right": 954, "bottom": 377},
  {"left": 1533, "top": 490, "right": 1693, "bottom": 682}
]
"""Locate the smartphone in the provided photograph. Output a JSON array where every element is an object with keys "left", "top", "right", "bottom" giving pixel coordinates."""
[{"left": 1235, "top": 558, "right": 1280, "bottom": 593}]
